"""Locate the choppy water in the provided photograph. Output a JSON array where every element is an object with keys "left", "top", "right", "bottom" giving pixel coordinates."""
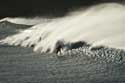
[{"left": 0, "top": 45, "right": 125, "bottom": 83}]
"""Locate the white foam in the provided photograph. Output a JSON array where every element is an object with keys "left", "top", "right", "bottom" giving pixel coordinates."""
[{"left": 1, "top": 3, "right": 125, "bottom": 53}]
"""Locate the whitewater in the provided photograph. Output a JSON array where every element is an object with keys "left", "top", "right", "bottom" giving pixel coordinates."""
[{"left": 1, "top": 3, "right": 125, "bottom": 54}]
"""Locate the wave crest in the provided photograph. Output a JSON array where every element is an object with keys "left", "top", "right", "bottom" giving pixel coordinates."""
[{"left": 0, "top": 3, "right": 125, "bottom": 54}]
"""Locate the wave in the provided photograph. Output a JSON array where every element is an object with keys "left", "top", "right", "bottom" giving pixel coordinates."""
[
  {"left": 0, "top": 17, "right": 51, "bottom": 25},
  {"left": 0, "top": 3, "right": 125, "bottom": 53},
  {"left": 0, "top": 21, "right": 32, "bottom": 39}
]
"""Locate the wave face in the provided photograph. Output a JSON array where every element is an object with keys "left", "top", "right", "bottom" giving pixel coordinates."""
[
  {"left": 1, "top": 3, "right": 125, "bottom": 53},
  {"left": 0, "top": 21, "right": 31, "bottom": 39}
]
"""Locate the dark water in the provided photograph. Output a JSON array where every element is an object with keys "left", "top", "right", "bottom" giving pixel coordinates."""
[
  {"left": 0, "top": 45, "right": 125, "bottom": 83},
  {"left": 0, "top": 21, "right": 31, "bottom": 39},
  {"left": 0, "top": 21, "right": 125, "bottom": 83}
]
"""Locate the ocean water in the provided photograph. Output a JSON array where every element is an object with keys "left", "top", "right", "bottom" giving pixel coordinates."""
[
  {"left": 0, "top": 2, "right": 125, "bottom": 83},
  {"left": 0, "top": 44, "right": 125, "bottom": 83}
]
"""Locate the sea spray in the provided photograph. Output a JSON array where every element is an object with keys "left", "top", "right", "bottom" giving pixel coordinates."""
[{"left": 0, "top": 3, "right": 125, "bottom": 53}]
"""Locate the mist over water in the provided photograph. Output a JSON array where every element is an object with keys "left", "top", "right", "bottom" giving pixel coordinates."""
[{"left": 1, "top": 3, "right": 125, "bottom": 53}]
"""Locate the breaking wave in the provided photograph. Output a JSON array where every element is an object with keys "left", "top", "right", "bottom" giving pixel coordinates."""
[{"left": 1, "top": 3, "right": 125, "bottom": 54}]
